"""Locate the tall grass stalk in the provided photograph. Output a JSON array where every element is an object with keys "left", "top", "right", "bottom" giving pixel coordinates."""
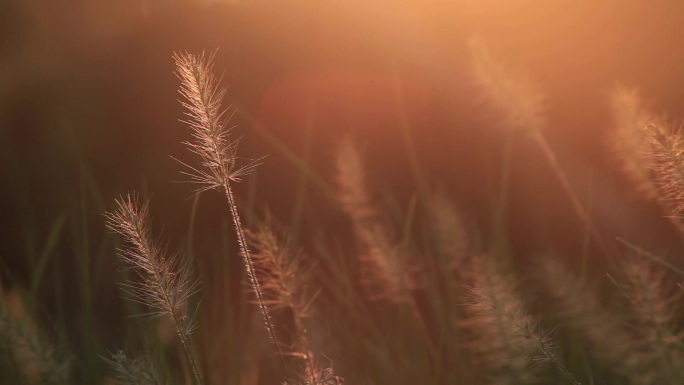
[
  {"left": 469, "top": 39, "right": 614, "bottom": 257},
  {"left": 172, "top": 51, "right": 287, "bottom": 372},
  {"left": 334, "top": 138, "right": 438, "bottom": 359},
  {"left": 105, "top": 194, "right": 202, "bottom": 385}
]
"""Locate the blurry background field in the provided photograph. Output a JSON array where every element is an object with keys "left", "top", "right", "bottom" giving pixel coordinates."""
[{"left": 4, "top": 1, "right": 684, "bottom": 384}]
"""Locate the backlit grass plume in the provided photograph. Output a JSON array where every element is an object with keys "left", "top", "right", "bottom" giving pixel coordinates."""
[
  {"left": 104, "top": 351, "right": 165, "bottom": 385},
  {"left": 610, "top": 87, "right": 684, "bottom": 230},
  {"left": 173, "top": 51, "right": 261, "bottom": 192},
  {"left": 536, "top": 257, "right": 640, "bottom": 380},
  {"left": 0, "top": 304, "right": 70, "bottom": 385},
  {"left": 611, "top": 255, "right": 684, "bottom": 383},
  {"left": 427, "top": 190, "right": 470, "bottom": 271},
  {"left": 610, "top": 86, "right": 659, "bottom": 199},
  {"left": 335, "top": 138, "right": 415, "bottom": 303},
  {"left": 335, "top": 138, "right": 439, "bottom": 359},
  {"left": 462, "top": 254, "right": 579, "bottom": 385},
  {"left": 469, "top": 38, "right": 545, "bottom": 135},
  {"left": 646, "top": 122, "right": 684, "bottom": 220},
  {"left": 173, "top": 52, "right": 285, "bottom": 370},
  {"left": 105, "top": 194, "right": 202, "bottom": 385},
  {"left": 247, "top": 218, "right": 342, "bottom": 385},
  {"left": 470, "top": 39, "right": 611, "bottom": 256}
]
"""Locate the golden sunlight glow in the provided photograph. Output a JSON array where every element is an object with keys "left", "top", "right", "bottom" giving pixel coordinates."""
[{"left": 6, "top": 1, "right": 684, "bottom": 384}]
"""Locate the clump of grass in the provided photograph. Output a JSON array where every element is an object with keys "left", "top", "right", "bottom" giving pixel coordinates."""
[
  {"left": 105, "top": 51, "right": 343, "bottom": 385},
  {"left": 75, "top": 41, "right": 684, "bottom": 385},
  {"left": 173, "top": 50, "right": 347, "bottom": 384}
]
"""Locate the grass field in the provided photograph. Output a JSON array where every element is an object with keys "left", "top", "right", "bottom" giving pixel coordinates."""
[{"left": 3, "top": 2, "right": 684, "bottom": 384}]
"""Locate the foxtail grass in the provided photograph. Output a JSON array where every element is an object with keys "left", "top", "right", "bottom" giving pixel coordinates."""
[
  {"left": 645, "top": 123, "right": 684, "bottom": 219},
  {"left": 0, "top": 306, "right": 70, "bottom": 385},
  {"left": 74, "top": 42, "right": 684, "bottom": 385},
  {"left": 334, "top": 138, "right": 438, "bottom": 360},
  {"left": 335, "top": 138, "right": 418, "bottom": 304},
  {"left": 247, "top": 217, "right": 342, "bottom": 385},
  {"left": 469, "top": 38, "right": 613, "bottom": 257},
  {"left": 427, "top": 190, "right": 470, "bottom": 270},
  {"left": 610, "top": 87, "right": 659, "bottom": 200},
  {"left": 610, "top": 85, "right": 684, "bottom": 236},
  {"left": 105, "top": 194, "right": 202, "bottom": 385},
  {"left": 461, "top": 254, "right": 579, "bottom": 385},
  {"left": 173, "top": 51, "right": 286, "bottom": 373},
  {"left": 104, "top": 351, "right": 164, "bottom": 385},
  {"left": 609, "top": 255, "right": 684, "bottom": 383},
  {"left": 535, "top": 257, "right": 642, "bottom": 381}
]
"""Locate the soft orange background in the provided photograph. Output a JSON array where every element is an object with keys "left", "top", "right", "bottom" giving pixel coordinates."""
[{"left": 3, "top": 0, "right": 684, "bottom": 280}]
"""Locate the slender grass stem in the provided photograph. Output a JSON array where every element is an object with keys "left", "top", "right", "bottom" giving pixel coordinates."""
[
  {"left": 532, "top": 132, "right": 613, "bottom": 257},
  {"left": 172, "top": 310, "right": 204, "bottom": 385},
  {"left": 174, "top": 52, "right": 288, "bottom": 374},
  {"left": 223, "top": 182, "right": 288, "bottom": 373}
]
